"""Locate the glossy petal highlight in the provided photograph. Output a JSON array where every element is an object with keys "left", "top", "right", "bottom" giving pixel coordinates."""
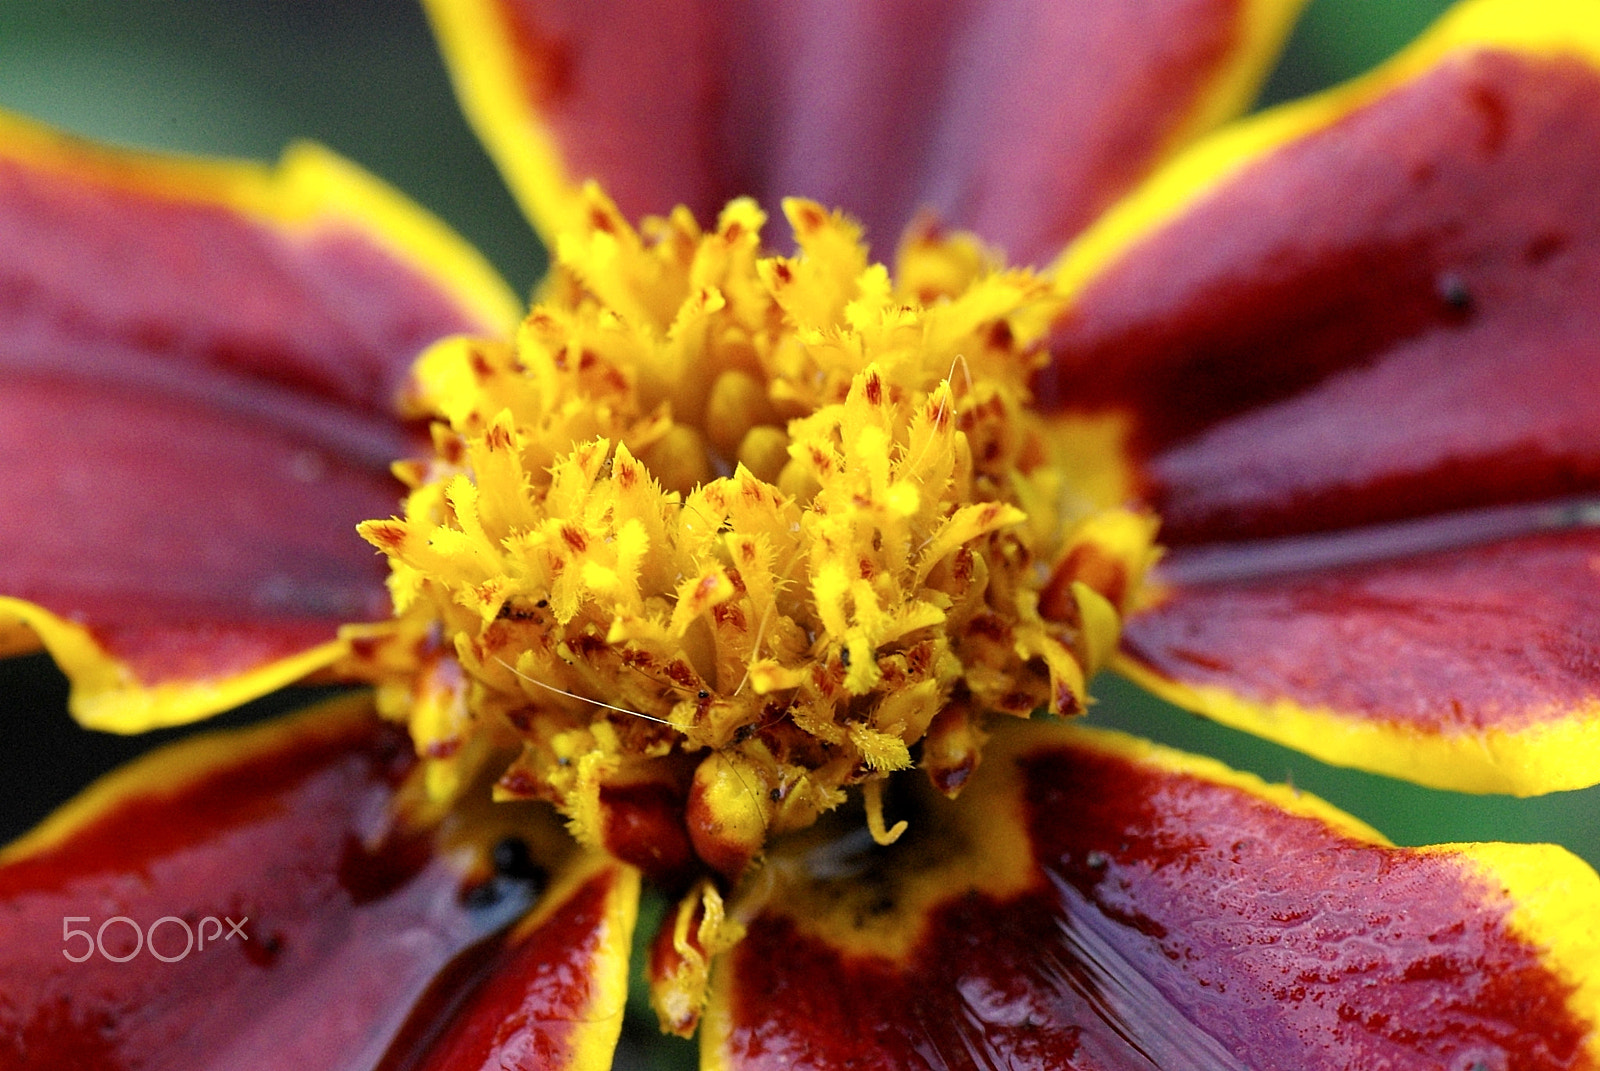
[
  {"left": 424, "top": 0, "right": 1304, "bottom": 263},
  {"left": 0, "top": 696, "right": 634, "bottom": 1071},
  {"left": 703, "top": 723, "right": 1600, "bottom": 1070},
  {"left": 378, "top": 856, "right": 638, "bottom": 1071},
  {"left": 0, "top": 110, "right": 521, "bottom": 729}
]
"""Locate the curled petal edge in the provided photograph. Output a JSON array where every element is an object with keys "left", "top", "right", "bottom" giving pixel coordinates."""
[
  {"left": 398, "top": 851, "right": 640, "bottom": 1071},
  {"left": 0, "top": 596, "right": 346, "bottom": 733}
]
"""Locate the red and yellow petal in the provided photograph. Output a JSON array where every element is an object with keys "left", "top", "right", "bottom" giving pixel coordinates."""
[
  {"left": 1037, "top": 0, "right": 1600, "bottom": 791},
  {"left": 424, "top": 0, "right": 1305, "bottom": 262},
  {"left": 702, "top": 721, "right": 1600, "bottom": 1070},
  {"left": 0, "top": 375, "right": 399, "bottom": 731},
  {"left": 0, "top": 695, "right": 637, "bottom": 1071},
  {"left": 383, "top": 854, "right": 638, "bottom": 1071},
  {"left": 1121, "top": 528, "right": 1600, "bottom": 795},
  {"left": 1046, "top": 0, "right": 1600, "bottom": 539},
  {"left": 0, "top": 109, "right": 522, "bottom": 730},
  {"left": 0, "top": 109, "right": 519, "bottom": 414}
]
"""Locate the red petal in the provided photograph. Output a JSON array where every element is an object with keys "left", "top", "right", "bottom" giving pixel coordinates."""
[
  {"left": 0, "top": 113, "right": 516, "bottom": 417},
  {"left": 1044, "top": 41, "right": 1600, "bottom": 543},
  {"left": 1038, "top": 10, "right": 1600, "bottom": 792},
  {"left": 704, "top": 723, "right": 1600, "bottom": 1070},
  {"left": 0, "top": 112, "right": 520, "bottom": 727},
  {"left": 426, "top": 0, "right": 1302, "bottom": 262},
  {"left": 379, "top": 861, "right": 637, "bottom": 1071},
  {"left": 0, "top": 697, "right": 634, "bottom": 1071},
  {"left": 1122, "top": 528, "right": 1600, "bottom": 794},
  {"left": 0, "top": 376, "right": 397, "bottom": 671}
]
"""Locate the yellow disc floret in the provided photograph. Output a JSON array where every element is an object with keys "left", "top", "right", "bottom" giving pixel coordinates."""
[{"left": 358, "top": 184, "right": 1156, "bottom": 877}]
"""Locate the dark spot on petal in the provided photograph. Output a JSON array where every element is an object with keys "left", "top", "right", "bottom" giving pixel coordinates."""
[
  {"left": 930, "top": 759, "right": 973, "bottom": 796},
  {"left": 965, "top": 614, "right": 1012, "bottom": 643},
  {"left": 337, "top": 830, "right": 431, "bottom": 906},
  {"left": 498, "top": 768, "right": 541, "bottom": 796},
  {"left": 666, "top": 660, "right": 699, "bottom": 690},
  {"left": 499, "top": 7, "right": 573, "bottom": 105},
  {"left": 1468, "top": 82, "right": 1509, "bottom": 155},
  {"left": 1435, "top": 272, "right": 1475, "bottom": 319},
  {"left": 571, "top": 633, "right": 607, "bottom": 659},
  {"left": 1524, "top": 231, "right": 1568, "bottom": 266},
  {"left": 242, "top": 931, "right": 283, "bottom": 968}
]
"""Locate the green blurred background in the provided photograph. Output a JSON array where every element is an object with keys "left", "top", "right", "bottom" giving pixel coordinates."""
[{"left": 0, "top": 0, "right": 1594, "bottom": 1017}]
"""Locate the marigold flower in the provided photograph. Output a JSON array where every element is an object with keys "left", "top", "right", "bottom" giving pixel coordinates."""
[{"left": 3, "top": 1, "right": 1600, "bottom": 1068}]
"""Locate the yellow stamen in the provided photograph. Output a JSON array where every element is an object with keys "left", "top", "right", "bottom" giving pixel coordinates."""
[
  {"left": 863, "top": 779, "right": 908, "bottom": 847},
  {"left": 359, "top": 183, "right": 1157, "bottom": 872}
]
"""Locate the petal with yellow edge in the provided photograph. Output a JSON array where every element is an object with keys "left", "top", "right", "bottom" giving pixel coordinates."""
[
  {"left": 1038, "top": 0, "right": 1600, "bottom": 791},
  {"left": 1122, "top": 528, "right": 1600, "bottom": 795},
  {"left": 0, "top": 109, "right": 521, "bottom": 732},
  {"left": 422, "top": 0, "right": 1305, "bottom": 262},
  {"left": 0, "top": 694, "right": 637, "bottom": 1071},
  {"left": 702, "top": 721, "right": 1600, "bottom": 1070},
  {"left": 1047, "top": 0, "right": 1600, "bottom": 542},
  {"left": 378, "top": 855, "right": 638, "bottom": 1071}
]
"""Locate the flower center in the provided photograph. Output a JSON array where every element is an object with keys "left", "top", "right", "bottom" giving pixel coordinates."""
[{"left": 358, "top": 185, "right": 1156, "bottom": 878}]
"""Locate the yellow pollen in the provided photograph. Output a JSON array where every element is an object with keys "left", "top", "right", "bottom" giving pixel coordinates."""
[{"left": 357, "top": 182, "right": 1157, "bottom": 875}]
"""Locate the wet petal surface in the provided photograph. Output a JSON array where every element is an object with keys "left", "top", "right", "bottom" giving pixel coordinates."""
[
  {"left": 704, "top": 723, "right": 1600, "bottom": 1070},
  {"left": 0, "top": 696, "right": 635, "bottom": 1071}
]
